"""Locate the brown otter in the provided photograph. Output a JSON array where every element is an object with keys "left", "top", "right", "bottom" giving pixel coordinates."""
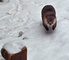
[
  {"left": 41, "top": 5, "right": 57, "bottom": 31},
  {"left": 0, "top": 0, "right": 3, "bottom": 2}
]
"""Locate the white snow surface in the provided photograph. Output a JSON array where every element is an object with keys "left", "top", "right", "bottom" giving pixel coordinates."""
[
  {"left": 0, "top": 0, "right": 69, "bottom": 60},
  {"left": 3, "top": 40, "right": 25, "bottom": 54}
]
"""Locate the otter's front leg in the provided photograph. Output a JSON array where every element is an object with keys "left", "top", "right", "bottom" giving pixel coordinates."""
[
  {"left": 43, "top": 23, "right": 49, "bottom": 31},
  {"left": 52, "top": 22, "right": 57, "bottom": 30}
]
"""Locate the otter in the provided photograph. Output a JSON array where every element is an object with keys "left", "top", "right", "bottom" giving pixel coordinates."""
[
  {"left": 41, "top": 5, "right": 57, "bottom": 31},
  {"left": 0, "top": 0, "right": 3, "bottom": 2}
]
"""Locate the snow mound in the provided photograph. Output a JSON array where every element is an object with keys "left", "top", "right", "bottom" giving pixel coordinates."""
[{"left": 3, "top": 40, "right": 25, "bottom": 54}]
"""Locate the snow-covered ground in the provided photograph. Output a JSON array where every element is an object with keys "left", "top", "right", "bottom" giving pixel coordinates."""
[{"left": 0, "top": 0, "right": 69, "bottom": 60}]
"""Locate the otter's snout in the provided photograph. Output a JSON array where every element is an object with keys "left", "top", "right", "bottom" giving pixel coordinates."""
[{"left": 49, "top": 22, "right": 52, "bottom": 25}]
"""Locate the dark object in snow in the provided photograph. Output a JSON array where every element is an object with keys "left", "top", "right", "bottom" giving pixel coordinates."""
[
  {"left": 41, "top": 5, "right": 57, "bottom": 31},
  {"left": 0, "top": 0, "right": 2, "bottom": 2},
  {"left": 18, "top": 31, "right": 23, "bottom": 37},
  {"left": 23, "top": 37, "right": 28, "bottom": 40},
  {"left": 1, "top": 44, "right": 27, "bottom": 60}
]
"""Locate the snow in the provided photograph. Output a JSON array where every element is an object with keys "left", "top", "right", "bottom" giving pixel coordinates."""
[
  {"left": 2, "top": 40, "right": 25, "bottom": 54},
  {"left": 0, "top": 0, "right": 69, "bottom": 60}
]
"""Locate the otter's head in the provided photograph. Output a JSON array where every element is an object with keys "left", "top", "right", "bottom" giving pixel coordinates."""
[{"left": 45, "top": 14, "right": 56, "bottom": 26}]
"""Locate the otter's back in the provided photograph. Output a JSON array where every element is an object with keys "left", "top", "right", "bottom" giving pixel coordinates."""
[{"left": 42, "top": 5, "right": 56, "bottom": 16}]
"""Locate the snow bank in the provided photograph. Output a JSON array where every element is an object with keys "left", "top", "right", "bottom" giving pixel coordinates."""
[{"left": 3, "top": 40, "right": 25, "bottom": 54}]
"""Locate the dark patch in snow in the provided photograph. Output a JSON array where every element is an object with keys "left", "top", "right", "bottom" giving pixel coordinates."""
[
  {"left": 18, "top": 31, "right": 23, "bottom": 37},
  {"left": 0, "top": 37, "right": 2, "bottom": 40},
  {"left": 64, "top": 17, "right": 69, "bottom": 20},
  {"left": 23, "top": 37, "right": 28, "bottom": 40}
]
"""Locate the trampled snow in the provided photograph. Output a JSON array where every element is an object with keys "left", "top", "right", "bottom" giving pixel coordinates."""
[{"left": 0, "top": 0, "right": 69, "bottom": 60}]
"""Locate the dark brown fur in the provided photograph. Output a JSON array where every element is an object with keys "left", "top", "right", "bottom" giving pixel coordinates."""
[
  {"left": 41, "top": 5, "right": 57, "bottom": 31},
  {"left": 0, "top": 0, "right": 3, "bottom": 2}
]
